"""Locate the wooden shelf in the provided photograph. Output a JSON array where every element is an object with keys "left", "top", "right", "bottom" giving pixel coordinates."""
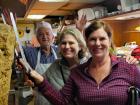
[
  {"left": 124, "top": 31, "right": 140, "bottom": 33},
  {"left": 100, "top": 9, "right": 140, "bottom": 20}
]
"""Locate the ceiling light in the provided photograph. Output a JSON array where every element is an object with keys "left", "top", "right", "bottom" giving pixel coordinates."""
[
  {"left": 27, "top": 15, "right": 46, "bottom": 19},
  {"left": 39, "top": 0, "right": 69, "bottom": 2}
]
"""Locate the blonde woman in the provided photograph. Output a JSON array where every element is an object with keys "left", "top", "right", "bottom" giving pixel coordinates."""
[{"left": 41, "top": 28, "right": 89, "bottom": 105}]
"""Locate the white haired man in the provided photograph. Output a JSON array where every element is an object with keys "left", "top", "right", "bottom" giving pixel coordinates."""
[{"left": 23, "top": 21, "right": 58, "bottom": 105}]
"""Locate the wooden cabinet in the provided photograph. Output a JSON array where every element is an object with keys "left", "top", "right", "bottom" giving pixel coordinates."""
[{"left": 101, "top": 10, "right": 140, "bottom": 47}]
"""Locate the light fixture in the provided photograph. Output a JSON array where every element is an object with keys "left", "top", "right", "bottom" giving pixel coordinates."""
[
  {"left": 27, "top": 15, "right": 46, "bottom": 19},
  {"left": 135, "top": 26, "right": 140, "bottom": 31},
  {"left": 39, "top": 0, "right": 69, "bottom": 2}
]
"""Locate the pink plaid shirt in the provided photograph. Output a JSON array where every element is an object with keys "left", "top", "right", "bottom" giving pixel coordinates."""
[{"left": 38, "top": 56, "right": 140, "bottom": 105}]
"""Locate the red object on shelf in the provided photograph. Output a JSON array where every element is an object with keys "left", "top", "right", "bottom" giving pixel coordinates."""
[{"left": 131, "top": 46, "right": 140, "bottom": 60}]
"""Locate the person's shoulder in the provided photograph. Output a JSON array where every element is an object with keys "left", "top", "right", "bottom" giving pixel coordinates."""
[
  {"left": 69, "top": 62, "right": 87, "bottom": 80},
  {"left": 117, "top": 57, "right": 127, "bottom": 63},
  {"left": 46, "top": 59, "right": 61, "bottom": 71},
  {"left": 117, "top": 57, "right": 130, "bottom": 65},
  {"left": 44, "top": 59, "right": 61, "bottom": 77},
  {"left": 23, "top": 46, "right": 39, "bottom": 52},
  {"left": 71, "top": 61, "right": 88, "bottom": 74},
  {"left": 116, "top": 57, "right": 137, "bottom": 70},
  {"left": 50, "top": 59, "right": 61, "bottom": 66},
  {"left": 51, "top": 44, "right": 58, "bottom": 50}
]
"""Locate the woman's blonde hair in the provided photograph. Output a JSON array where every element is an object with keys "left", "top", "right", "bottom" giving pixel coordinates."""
[{"left": 58, "top": 28, "right": 88, "bottom": 59}]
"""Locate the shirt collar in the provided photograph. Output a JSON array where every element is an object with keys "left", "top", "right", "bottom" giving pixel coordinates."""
[
  {"left": 40, "top": 46, "right": 53, "bottom": 56},
  {"left": 83, "top": 54, "right": 119, "bottom": 73},
  {"left": 59, "top": 56, "right": 87, "bottom": 67},
  {"left": 59, "top": 57, "right": 69, "bottom": 67},
  {"left": 110, "top": 54, "right": 119, "bottom": 67}
]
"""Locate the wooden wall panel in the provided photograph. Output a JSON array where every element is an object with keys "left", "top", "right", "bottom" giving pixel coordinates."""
[
  {"left": 122, "top": 19, "right": 140, "bottom": 45},
  {"left": 104, "top": 19, "right": 140, "bottom": 47},
  {"left": 104, "top": 20, "right": 124, "bottom": 47}
]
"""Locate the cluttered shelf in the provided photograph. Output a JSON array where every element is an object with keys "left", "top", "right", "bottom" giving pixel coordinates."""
[
  {"left": 78, "top": 5, "right": 140, "bottom": 22},
  {"left": 100, "top": 8, "right": 140, "bottom": 20}
]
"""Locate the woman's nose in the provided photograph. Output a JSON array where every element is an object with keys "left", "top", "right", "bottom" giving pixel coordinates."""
[
  {"left": 65, "top": 43, "right": 70, "bottom": 48},
  {"left": 95, "top": 39, "right": 101, "bottom": 46}
]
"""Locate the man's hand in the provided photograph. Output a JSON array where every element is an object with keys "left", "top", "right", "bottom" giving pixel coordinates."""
[
  {"left": 125, "top": 55, "right": 139, "bottom": 64},
  {"left": 75, "top": 14, "right": 87, "bottom": 33}
]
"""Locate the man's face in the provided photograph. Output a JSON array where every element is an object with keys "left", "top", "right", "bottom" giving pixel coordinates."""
[{"left": 37, "top": 27, "right": 54, "bottom": 47}]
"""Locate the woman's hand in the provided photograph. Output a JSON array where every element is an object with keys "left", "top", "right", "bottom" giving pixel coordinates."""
[
  {"left": 29, "top": 70, "right": 44, "bottom": 85},
  {"left": 19, "top": 58, "right": 44, "bottom": 85},
  {"left": 125, "top": 55, "right": 139, "bottom": 64}
]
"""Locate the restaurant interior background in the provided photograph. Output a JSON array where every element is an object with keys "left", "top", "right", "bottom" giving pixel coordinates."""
[
  {"left": 1, "top": 0, "right": 140, "bottom": 47},
  {"left": 1, "top": 0, "right": 140, "bottom": 105}
]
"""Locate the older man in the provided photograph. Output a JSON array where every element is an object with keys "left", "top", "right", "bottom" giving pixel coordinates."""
[
  {"left": 24, "top": 21, "right": 58, "bottom": 74},
  {"left": 23, "top": 21, "right": 58, "bottom": 105}
]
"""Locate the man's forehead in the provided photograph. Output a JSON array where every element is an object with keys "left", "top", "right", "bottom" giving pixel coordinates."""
[
  {"left": 37, "top": 27, "right": 52, "bottom": 32},
  {"left": 36, "top": 21, "right": 54, "bottom": 35},
  {"left": 36, "top": 28, "right": 54, "bottom": 38},
  {"left": 36, "top": 21, "right": 52, "bottom": 29}
]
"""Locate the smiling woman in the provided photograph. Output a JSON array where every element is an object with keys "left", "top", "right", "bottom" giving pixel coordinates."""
[
  {"left": 60, "top": 34, "right": 81, "bottom": 60},
  {"left": 39, "top": 28, "right": 89, "bottom": 105},
  {"left": 58, "top": 28, "right": 88, "bottom": 60}
]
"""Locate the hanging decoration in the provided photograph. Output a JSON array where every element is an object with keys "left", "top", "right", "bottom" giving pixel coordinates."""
[{"left": 18, "top": 29, "right": 24, "bottom": 38}]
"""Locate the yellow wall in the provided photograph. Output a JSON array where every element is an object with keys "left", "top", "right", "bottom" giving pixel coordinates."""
[{"left": 104, "top": 20, "right": 124, "bottom": 47}]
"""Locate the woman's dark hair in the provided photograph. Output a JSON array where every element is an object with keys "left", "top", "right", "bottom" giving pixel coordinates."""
[{"left": 85, "top": 20, "right": 112, "bottom": 39}]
